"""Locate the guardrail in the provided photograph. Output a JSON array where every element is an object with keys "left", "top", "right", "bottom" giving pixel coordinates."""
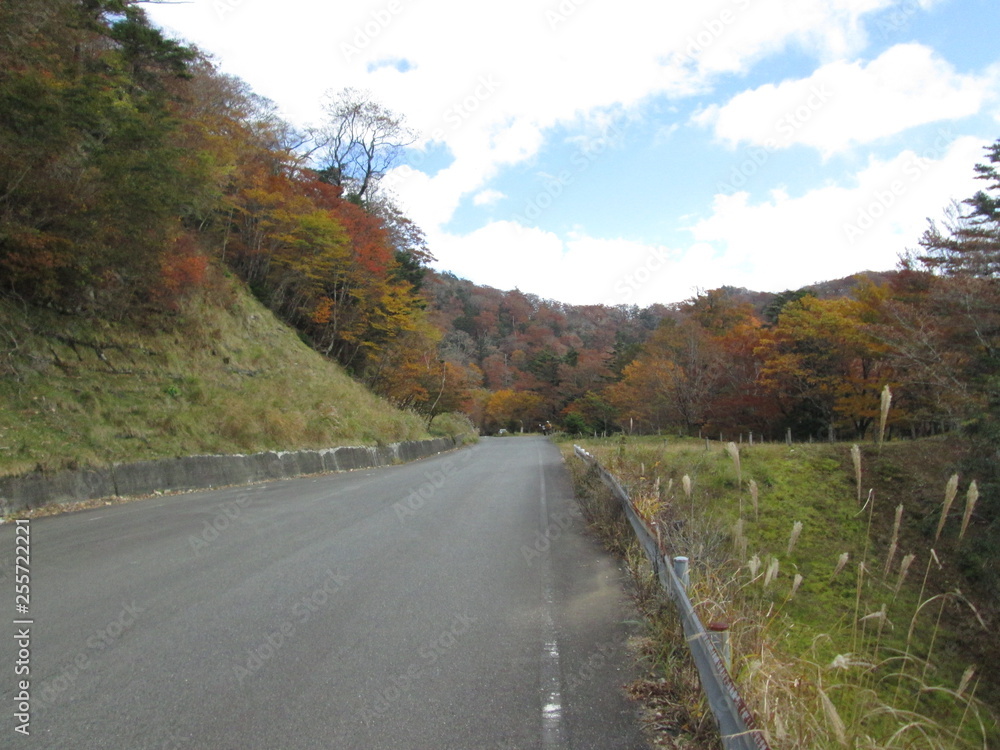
[{"left": 573, "top": 445, "right": 770, "bottom": 750}]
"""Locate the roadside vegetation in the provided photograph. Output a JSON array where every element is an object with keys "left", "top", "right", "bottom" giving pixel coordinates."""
[
  {"left": 0, "top": 269, "right": 481, "bottom": 477},
  {"left": 561, "top": 435, "right": 998, "bottom": 750}
]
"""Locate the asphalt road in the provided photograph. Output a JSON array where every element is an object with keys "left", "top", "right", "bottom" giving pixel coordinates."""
[{"left": 0, "top": 437, "right": 649, "bottom": 749}]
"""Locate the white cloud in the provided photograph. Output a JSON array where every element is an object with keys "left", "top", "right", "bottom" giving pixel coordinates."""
[
  {"left": 144, "top": 0, "right": 998, "bottom": 306},
  {"left": 429, "top": 221, "right": 565, "bottom": 295},
  {"left": 690, "top": 135, "right": 987, "bottom": 290},
  {"left": 428, "top": 223, "right": 717, "bottom": 307},
  {"left": 473, "top": 189, "right": 506, "bottom": 207},
  {"left": 148, "top": 0, "right": 936, "bottom": 212},
  {"left": 561, "top": 235, "right": 720, "bottom": 306},
  {"left": 678, "top": 0, "right": 897, "bottom": 76},
  {"left": 378, "top": 0, "right": 914, "bottom": 223},
  {"left": 694, "top": 44, "right": 992, "bottom": 155},
  {"left": 423, "top": 134, "right": 989, "bottom": 306}
]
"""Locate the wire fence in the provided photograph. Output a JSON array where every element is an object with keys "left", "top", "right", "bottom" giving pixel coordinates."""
[{"left": 573, "top": 445, "right": 771, "bottom": 750}]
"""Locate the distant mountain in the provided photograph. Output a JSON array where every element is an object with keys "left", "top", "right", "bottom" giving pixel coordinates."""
[
  {"left": 711, "top": 270, "right": 899, "bottom": 319},
  {"left": 421, "top": 268, "right": 902, "bottom": 427},
  {"left": 799, "top": 270, "right": 898, "bottom": 298}
]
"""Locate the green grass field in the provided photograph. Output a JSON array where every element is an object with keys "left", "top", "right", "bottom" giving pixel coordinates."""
[
  {"left": 561, "top": 435, "right": 998, "bottom": 749},
  {"left": 0, "top": 270, "right": 453, "bottom": 477}
]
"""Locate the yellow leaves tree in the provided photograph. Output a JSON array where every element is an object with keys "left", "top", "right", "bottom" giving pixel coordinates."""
[
  {"left": 225, "top": 168, "right": 427, "bottom": 375},
  {"left": 484, "top": 390, "right": 545, "bottom": 433},
  {"left": 757, "top": 294, "right": 894, "bottom": 440},
  {"left": 604, "top": 311, "right": 731, "bottom": 435},
  {"left": 605, "top": 357, "right": 686, "bottom": 433}
]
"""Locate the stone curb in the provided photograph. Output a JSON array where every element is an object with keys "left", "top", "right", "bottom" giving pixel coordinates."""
[{"left": 0, "top": 437, "right": 459, "bottom": 515}]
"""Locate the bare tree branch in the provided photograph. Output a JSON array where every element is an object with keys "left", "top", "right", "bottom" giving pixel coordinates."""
[{"left": 310, "top": 88, "right": 415, "bottom": 205}]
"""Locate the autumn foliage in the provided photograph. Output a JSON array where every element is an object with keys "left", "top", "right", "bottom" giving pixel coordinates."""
[
  {"left": 0, "top": 0, "right": 446, "bottom": 399},
  {"left": 0, "top": 0, "right": 201, "bottom": 315},
  {"left": 3, "top": 3, "right": 999, "bottom": 490}
]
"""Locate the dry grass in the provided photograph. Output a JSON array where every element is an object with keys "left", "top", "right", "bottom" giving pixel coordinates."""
[
  {"left": 564, "top": 454, "right": 724, "bottom": 749},
  {"left": 959, "top": 481, "right": 979, "bottom": 541},
  {"left": 934, "top": 474, "right": 960, "bottom": 542},
  {"left": 852, "top": 444, "right": 863, "bottom": 503},
  {"left": 562, "top": 436, "right": 998, "bottom": 750},
  {"left": 0, "top": 271, "right": 431, "bottom": 476},
  {"left": 878, "top": 385, "right": 892, "bottom": 453}
]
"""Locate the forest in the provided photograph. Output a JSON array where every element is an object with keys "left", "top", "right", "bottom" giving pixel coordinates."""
[{"left": 2, "top": 0, "right": 998, "bottom": 564}]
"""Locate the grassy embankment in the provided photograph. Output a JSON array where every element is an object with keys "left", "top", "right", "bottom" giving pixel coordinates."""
[
  {"left": 561, "top": 435, "right": 998, "bottom": 749},
  {"left": 0, "top": 270, "right": 470, "bottom": 479}
]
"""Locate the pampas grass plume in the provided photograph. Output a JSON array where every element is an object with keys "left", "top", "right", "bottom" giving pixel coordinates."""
[
  {"left": 934, "top": 473, "right": 960, "bottom": 541},
  {"left": 959, "top": 480, "right": 979, "bottom": 541}
]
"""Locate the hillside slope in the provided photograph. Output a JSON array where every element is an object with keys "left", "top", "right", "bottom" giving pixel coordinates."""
[{"left": 0, "top": 271, "right": 430, "bottom": 477}]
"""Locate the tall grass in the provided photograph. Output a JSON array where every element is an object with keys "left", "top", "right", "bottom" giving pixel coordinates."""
[
  {"left": 852, "top": 444, "right": 863, "bottom": 503},
  {"left": 563, "top": 437, "right": 996, "bottom": 749},
  {"left": 726, "top": 441, "right": 742, "bottom": 487},
  {"left": 959, "top": 480, "right": 979, "bottom": 542},
  {"left": 878, "top": 385, "right": 892, "bottom": 453},
  {"left": 934, "top": 474, "right": 960, "bottom": 542},
  {"left": 885, "top": 504, "right": 903, "bottom": 576}
]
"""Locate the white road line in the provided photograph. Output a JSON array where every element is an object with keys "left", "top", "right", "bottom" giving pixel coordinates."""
[{"left": 538, "top": 449, "right": 567, "bottom": 749}]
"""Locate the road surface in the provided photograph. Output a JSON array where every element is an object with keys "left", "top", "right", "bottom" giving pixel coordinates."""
[{"left": 1, "top": 437, "right": 649, "bottom": 749}]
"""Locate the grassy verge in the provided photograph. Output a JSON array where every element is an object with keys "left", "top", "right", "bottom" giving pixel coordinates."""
[
  {"left": 0, "top": 269, "right": 446, "bottom": 476},
  {"left": 563, "top": 446, "right": 724, "bottom": 749},
  {"left": 560, "top": 435, "right": 998, "bottom": 749}
]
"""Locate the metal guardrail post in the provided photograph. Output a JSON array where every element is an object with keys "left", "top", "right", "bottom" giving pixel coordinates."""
[
  {"left": 708, "top": 621, "right": 733, "bottom": 674},
  {"left": 572, "top": 446, "right": 771, "bottom": 750},
  {"left": 673, "top": 556, "right": 690, "bottom": 590}
]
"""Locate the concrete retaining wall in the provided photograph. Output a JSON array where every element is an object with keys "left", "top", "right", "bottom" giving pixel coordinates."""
[{"left": 0, "top": 437, "right": 458, "bottom": 515}]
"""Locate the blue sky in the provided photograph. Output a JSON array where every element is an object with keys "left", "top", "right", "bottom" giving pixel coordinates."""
[{"left": 146, "top": 0, "right": 1000, "bottom": 306}]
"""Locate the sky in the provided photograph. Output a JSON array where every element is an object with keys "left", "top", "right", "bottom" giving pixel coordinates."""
[{"left": 145, "top": 0, "right": 1000, "bottom": 307}]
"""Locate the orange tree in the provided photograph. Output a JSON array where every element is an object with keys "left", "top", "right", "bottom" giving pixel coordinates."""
[
  {"left": 703, "top": 317, "right": 779, "bottom": 439},
  {"left": 605, "top": 311, "right": 729, "bottom": 435},
  {"left": 367, "top": 315, "right": 482, "bottom": 426},
  {"left": 756, "top": 293, "right": 894, "bottom": 440},
  {"left": 483, "top": 389, "right": 546, "bottom": 433},
  {"left": 221, "top": 163, "right": 427, "bottom": 377},
  {"left": 605, "top": 355, "right": 687, "bottom": 434}
]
